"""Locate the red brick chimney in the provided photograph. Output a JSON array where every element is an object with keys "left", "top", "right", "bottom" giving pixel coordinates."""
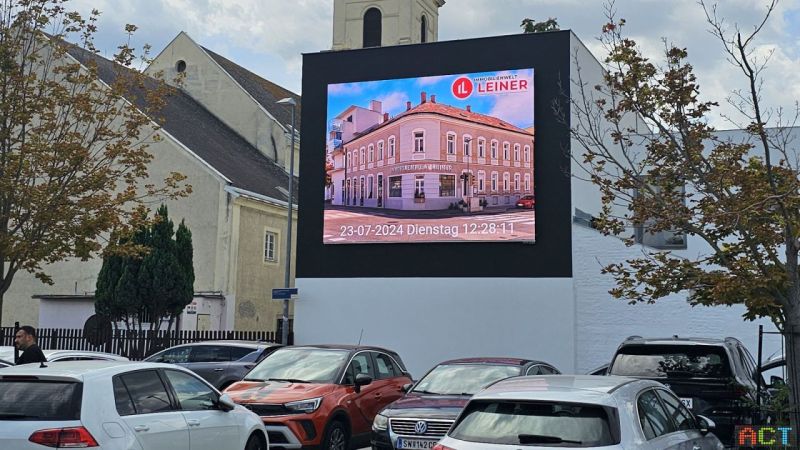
[
  {"left": 431, "top": 94, "right": 436, "bottom": 103},
  {"left": 406, "top": 101, "right": 412, "bottom": 111},
  {"left": 421, "top": 92, "right": 427, "bottom": 103},
  {"left": 466, "top": 105, "right": 472, "bottom": 112},
  {"left": 383, "top": 112, "right": 389, "bottom": 122}
]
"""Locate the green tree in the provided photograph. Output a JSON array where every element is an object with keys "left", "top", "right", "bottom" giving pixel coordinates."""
[
  {"left": 0, "top": 0, "right": 189, "bottom": 326},
  {"left": 521, "top": 17, "right": 559, "bottom": 33},
  {"left": 566, "top": 0, "right": 800, "bottom": 437},
  {"left": 95, "top": 206, "right": 194, "bottom": 332}
]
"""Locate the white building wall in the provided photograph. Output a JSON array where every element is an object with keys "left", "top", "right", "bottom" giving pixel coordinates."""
[
  {"left": 38, "top": 300, "right": 96, "bottom": 329},
  {"left": 294, "top": 278, "right": 575, "bottom": 377}
]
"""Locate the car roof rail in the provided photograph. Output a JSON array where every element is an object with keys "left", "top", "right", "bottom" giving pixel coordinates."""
[{"left": 625, "top": 335, "right": 643, "bottom": 341}]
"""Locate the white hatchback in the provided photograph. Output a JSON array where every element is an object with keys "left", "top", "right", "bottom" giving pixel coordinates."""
[{"left": 0, "top": 361, "right": 268, "bottom": 450}]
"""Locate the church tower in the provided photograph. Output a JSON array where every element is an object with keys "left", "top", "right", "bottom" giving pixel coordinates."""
[{"left": 332, "top": 0, "right": 446, "bottom": 50}]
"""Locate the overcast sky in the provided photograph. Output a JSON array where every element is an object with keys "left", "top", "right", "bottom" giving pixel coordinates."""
[{"left": 67, "top": 0, "right": 799, "bottom": 128}]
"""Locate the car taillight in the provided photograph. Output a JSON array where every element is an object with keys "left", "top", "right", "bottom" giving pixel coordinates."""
[
  {"left": 432, "top": 445, "right": 456, "bottom": 450},
  {"left": 29, "top": 426, "right": 99, "bottom": 448}
]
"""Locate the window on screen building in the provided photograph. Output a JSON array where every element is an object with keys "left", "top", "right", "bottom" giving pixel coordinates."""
[
  {"left": 440, "top": 175, "right": 455, "bottom": 197},
  {"left": 389, "top": 176, "right": 402, "bottom": 197}
]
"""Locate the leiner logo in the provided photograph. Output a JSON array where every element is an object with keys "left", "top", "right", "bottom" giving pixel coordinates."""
[{"left": 451, "top": 76, "right": 473, "bottom": 100}]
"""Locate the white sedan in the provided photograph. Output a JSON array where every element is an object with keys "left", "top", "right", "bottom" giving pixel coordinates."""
[{"left": 0, "top": 361, "right": 268, "bottom": 449}]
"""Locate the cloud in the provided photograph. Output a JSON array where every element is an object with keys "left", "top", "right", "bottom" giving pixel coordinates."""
[
  {"left": 376, "top": 92, "right": 410, "bottom": 116},
  {"left": 416, "top": 75, "right": 453, "bottom": 86},
  {"left": 328, "top": 83, "right": 364, "bottom": 96}
]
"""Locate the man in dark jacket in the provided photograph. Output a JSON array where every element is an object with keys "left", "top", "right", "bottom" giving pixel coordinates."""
[{"left": 14, "top": 325, "right": 47, "bottom": 365}]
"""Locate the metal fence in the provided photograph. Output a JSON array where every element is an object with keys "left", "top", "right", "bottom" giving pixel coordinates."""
[{"left": 1, "top": 324, "right": 290, "bottom": 361}]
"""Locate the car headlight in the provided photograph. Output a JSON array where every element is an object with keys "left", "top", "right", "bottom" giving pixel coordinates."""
[
  {"left": 284, "top": 397, "right": 322, "bottom": 414},
  {"left": 373, "top": 413, "right": 389, "bottom": 431}
]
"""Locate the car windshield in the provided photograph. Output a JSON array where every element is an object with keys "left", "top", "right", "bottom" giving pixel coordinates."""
[
  {"left": 245, "top": 348, "right": 349, "bottom": 383},
  {"left": 522, "top": 195, "right": 534, "bottom": 200},
  {"left": 610, "top": 345, "right": 732, "bottom": 378},
  {"left": 449, "top": 400, "right": 618, "bottom": 447},
  {"left": 412, "top": 364, "right": 521, "bottom": 395},
  {"left": 0, "top": 380, "right": 82, "bottom": 420}
]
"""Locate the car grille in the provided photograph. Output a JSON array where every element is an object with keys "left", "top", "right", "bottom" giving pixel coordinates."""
[
  {"left": 390, "top": 419, "right": 454, "bottom": 438},
  {"left": 242, "top": 403, "right": 291, "bottom": 416}
]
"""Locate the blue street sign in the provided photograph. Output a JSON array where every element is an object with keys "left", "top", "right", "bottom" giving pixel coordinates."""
[{"left": 272, "top": 288, "right": 299, "bottom": 300}]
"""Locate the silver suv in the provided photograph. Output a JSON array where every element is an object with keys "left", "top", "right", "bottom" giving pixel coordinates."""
[
  {"left": 145, "top": 341, "right": 281, "bottom": 389},
  {"left": 436, "top": 375, "right": 724, "bottom": 450}
]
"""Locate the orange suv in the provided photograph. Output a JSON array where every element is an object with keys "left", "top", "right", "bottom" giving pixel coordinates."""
[{"left": 224, "top": 344, "right": 412, "bottom": 450}]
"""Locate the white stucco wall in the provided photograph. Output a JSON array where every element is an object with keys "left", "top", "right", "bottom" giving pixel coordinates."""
[{"left": 294, "top": 277, "right": 575, "bottom": 377}]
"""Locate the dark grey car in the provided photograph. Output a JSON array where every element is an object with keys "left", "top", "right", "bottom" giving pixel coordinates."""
[{"left": 145, "top": 340, "right": 282, "bottom": 389}]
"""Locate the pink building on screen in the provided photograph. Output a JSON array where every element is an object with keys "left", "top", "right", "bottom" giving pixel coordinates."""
[{"left": 326, "top": 92, "right": 534, "bottom": 211}]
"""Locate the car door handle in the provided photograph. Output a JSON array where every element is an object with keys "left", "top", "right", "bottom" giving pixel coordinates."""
[
  {"left": 213, "top": 368, "right": 224, "bottom": 372},
  {"left": 133, "top": 425, "right": 149, "bottom": 432},
  {"left": 187, "top": 419, "right": 201, "bottom": 427}
]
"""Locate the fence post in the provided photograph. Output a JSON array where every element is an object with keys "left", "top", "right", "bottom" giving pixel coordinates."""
[{"left": 13, "top": 322, "right": 19, "bottom": 364}]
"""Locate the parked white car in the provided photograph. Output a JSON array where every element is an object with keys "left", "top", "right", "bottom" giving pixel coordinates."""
[
  {"left": 0, "top": 347, "right": 129, "bottom": 362},
  {"left": 0, "top": 361, "right": 268, "bottom": 449},
  {"left": 434, "top": 375, "right": 724, "bottom": 450}
]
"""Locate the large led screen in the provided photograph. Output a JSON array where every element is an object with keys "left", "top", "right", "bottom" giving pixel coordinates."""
[{"left": 323, "top": 69, "right": 535, "bottom": 244}]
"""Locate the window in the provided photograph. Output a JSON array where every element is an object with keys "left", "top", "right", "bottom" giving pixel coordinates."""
[
  {"left": 378, "top": 141, "right": 384, "bottom": 160},
  {"left": 610, "top": 345, "right": 732, "bottom": 378},
  {"left": 0, "top": 380, "right": 82, "bottom": 420},
  {"left": 491, "top": 140, "right": 498, "bottom": 159},
  {"left": 524, "top": 145, "right": 531, "bottom": 162},
  {"left": 388, "top": 136, "right": 395, "bottom": 157},
  {"left": 440, "top": 175, "right": 455, "bottom": 197},
  {"left": 503, "top": 142, "right": 510, "bottom": 160},
  {"left": 525, "top": 174, "right": 531, "bottom": 191},
  {"left": 637, "top": 389, "right": 676, "bottom": 440},
  {"left": 164, "top": 370, "right": 217, "bottom": 411},
  {"left": 514, "top": 144, "right": 521, "bottom": 161},
  {"left": 113, "top": 377, "right": 136, "bottom": 416},
  {"left": 150, "top": 346, "right": 191, "bottom": 363},
  {"left": 655, "top": 389, "right": 697, "bottom": 431},
  {"left": 368, "top": 144, "right": 374, "bottom": 162},
  {"left": 360, "top": 147, "right": 365, "bottom": 165},
  {"left": 414, "top": 131, "right": 425, "bottom": 152},
  {"left": 230, "top": 346, "right": 258, "bottom": 361},
  {"left": 491, "top": 173, "right": 498, "bottom": 191},
  {"left": 478, "top": 138, "right": 485, "bottom": 158},
  {"left": 368, "top": 175, "right": 374, "bottom": 198},
  {"left": 374, "top": 352, "right": 400, "bottom": 379},
  {"left": 389, "top": 176, "right": 402, "bottom": 197},
  {"left": 360, "top": 176, "right": 365, "bottom": 200},
  {"left": 420, "top": 15, "right": 427, "bottom": 43},
  {"left": 478, "top": 171, "right": 485, "bottom": 192},
  {"left": 119, "top": 370, "right": 173, "bottom": 415},
  {"left": 634, "top": 181, "right": 687, "bottom": 249},
  {"left": 415, "top": 175, "right": 425, "bottom": 198},
  {"left": 264, "top": 231, "right": 277, "bottom": 262},
  {"left": 363, "top": 7, "right": 382, "bottom": 48},
  {"left": 503, "top": 173, "right": 510, "bottom": 191},
  {"left": 344, "top": 353, "right": 374, "bottom": 384},
  {"left": 514, "top": 173, "right": 520, "bottom": 191},
  {"left": 189, "top": 345, "right": 230, "bottom": 363},
  {"left": 463, "top": 136, "right": 472, "bottom": 156},
  {"left": 447, "top": 133, "right": 456, "bottom": 155}
]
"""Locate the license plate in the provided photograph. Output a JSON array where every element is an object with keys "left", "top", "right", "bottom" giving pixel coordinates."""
[
  {"left": 396, "top": 438, "right": 438, "bottom": 449},
  {"left": 680, "top": 397, "right": 693, "bottom": 409}
]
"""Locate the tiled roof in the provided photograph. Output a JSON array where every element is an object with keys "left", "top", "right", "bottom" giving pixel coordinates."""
[
  {"left": 66, "top": 45, "right": 297, "bottom": 203},
  {"left": 202, "top": 47, "right": 301, "bottom": 133},
  {"left": 348, "top": 100, "right": 533, "bottom": 144}
]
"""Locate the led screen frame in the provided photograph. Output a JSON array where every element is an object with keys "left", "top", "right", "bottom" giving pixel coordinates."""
[{"left": 298, "top": 31, "right": 572, "bottom": 278}]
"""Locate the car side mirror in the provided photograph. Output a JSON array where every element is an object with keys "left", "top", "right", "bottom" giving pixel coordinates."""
[
  {"left": 696, "top": 415, "right": 715, "bottom": 435},
  {"left": 402, "top": 383, "right": 413, "bottom": 393},
  {"left": 354, "top": 373, "right": 372, "bottom": 393},
  {"left": 771, "top": 375, "right": 786, "bottom": 388},
  {"left": 217, "top": 394, "right": 236, "bottom": 412}
]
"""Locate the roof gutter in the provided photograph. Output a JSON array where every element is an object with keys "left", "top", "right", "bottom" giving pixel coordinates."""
[{"left": 224, "top": 185, "right": 297, "bottom": 211}]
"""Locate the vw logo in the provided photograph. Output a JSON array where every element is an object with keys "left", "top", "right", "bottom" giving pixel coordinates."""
[{"left": 414, "top": 421, "right": 428, "bottom": 435}]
